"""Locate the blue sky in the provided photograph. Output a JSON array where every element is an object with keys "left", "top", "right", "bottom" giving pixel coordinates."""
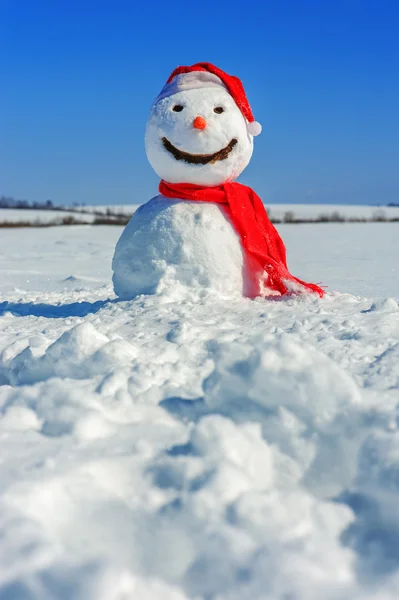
[{"left": 1, "top": 0, "right": 398, "bottom": 206}]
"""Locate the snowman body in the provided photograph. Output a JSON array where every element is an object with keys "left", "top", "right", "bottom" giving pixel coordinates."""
[
  {"left": 112, "top": 195, "right": 262, "bottom": 299},
  {"left": 112, "top": 72, "right": 261, "bottom": 299}
]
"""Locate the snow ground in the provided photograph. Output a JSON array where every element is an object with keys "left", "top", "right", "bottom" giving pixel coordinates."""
[
  {"left": 0, "top": 209, "right": 97, "bottom": 225},
  {"left": 266, "top": 203, "right": 399, "bottom": 221},
  {"left": 1, "top": 223, "right": 399, "bottom": 599},
  {"left": 80, "top": 202, "right": 399, "bottom": 220},
  {"left": 2, "top": 203, "right": 399, "bottom": 226}
]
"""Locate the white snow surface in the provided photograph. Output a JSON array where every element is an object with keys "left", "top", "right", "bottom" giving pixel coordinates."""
[
  {"left": 0, "top": 208, "right": 97, "bottom": 225},
  {"left": 2, "top": 204, "right": 399, "bottom": 226},
  {"left": 1, "top": 223, "right": 399, "bottom": 599}
]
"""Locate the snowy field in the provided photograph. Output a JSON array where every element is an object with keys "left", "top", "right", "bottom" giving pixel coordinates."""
[
  {"left": 1, "top": 223, "right": 399, "bottom": 599},
  {"left": 2, "top": 203, "right": 399, "bottom": 226},
  {"left": 265, "top": 203, "right": 399, "bottom": 221},
  {"left": 76, "top": 203, "right": 399, "bottom": 221},
  {"left": 0, "top": 208, "right": 97, "bottom": 226}
]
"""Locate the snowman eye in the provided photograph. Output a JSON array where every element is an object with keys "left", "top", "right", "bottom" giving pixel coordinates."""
[
  {"left": 214, "top": 106, "right": 224, "bottom": 114},
  {"left": 172, "top": 105, "right": 184, "bottom": 112}
]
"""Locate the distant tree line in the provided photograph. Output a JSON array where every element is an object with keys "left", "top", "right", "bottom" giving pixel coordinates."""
[
  {"left": 0, "top": 195, "right": 86, "bottom": 210},
  {"left": 0, "top": 195, "right": 57, "bottom": 209},
  {"left": 265, "top": 208, "right": 399, "bottom": 224}
]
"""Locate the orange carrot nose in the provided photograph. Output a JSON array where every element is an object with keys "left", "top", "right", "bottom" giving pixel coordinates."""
[{"left": 193, "top": 116, "right": 207, "bottom": 130}]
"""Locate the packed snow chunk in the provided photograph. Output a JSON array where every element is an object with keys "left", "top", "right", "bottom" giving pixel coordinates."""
[
  {"left": 148, "top": 419, "right": 355, "bottom": 599},
  {"left": 0, "top": 405, "right": 42, "bottom": 431},
  {"left": 364, "top": 343, "right": 399, "bottom": 390},
  {"left": 204, "top": 334, "right": 363, "bottom": 497},
  {"left": 366, "top": 297, "right": 399, "bottom": 313},
  {"left": 2, "top": 560, "right": 190, "bottom": 600},
  {"left": 205, "top": 334, "right": 362, "bottom": 427},
  {"left": 191, "top": 415, "right": 274, "bottom": 492},
  {"left": 73, "top": 410, "right": 116, "bottom": 441},
  {"left": 228, "top": 490, "right": 355, "bottom": 598},
  {"left": 112, "top": 197, "right": 260, "bottom": 299},
  {"left": 343, "top": 430, "right": 399, "bottom": 579},
  {"left": 9, "top": 323, "right": 110, "bottom": 384},
  {"left": 89, "top": 339, "right": 138, "bottom": 374},
  {"left": 357, "top": 430, "right": 399, "bottom": 505}
]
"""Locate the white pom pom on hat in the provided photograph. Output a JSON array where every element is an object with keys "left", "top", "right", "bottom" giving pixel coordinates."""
[
  {"left": 247, "top": 121, "right": 262, "bottom": 137},
  {"left": 158, "top": 62, "right": 262, "bottom": 137}
]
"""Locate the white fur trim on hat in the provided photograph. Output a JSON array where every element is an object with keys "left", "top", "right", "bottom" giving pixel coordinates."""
[{"left": 155, "top": 72, "right": 227, "bottom": 103}]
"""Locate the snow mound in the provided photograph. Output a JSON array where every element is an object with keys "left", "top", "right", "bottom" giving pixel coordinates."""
[
  {"left": 142, "top": 411, "right": 355, "bottom": 599},
  {"left": 112, "top": 197, "right": 260, "bottom": 300},
  {"left": 205, "top": 334, "right": 363, "bottom": 498},
  {"left": 3, "top": 322, "right": 138, "bottom": 386}
]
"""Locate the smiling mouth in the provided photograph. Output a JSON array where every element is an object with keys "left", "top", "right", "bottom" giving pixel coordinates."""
[{"left": 162, "top": 137, "right": 238, "bottom": 165}]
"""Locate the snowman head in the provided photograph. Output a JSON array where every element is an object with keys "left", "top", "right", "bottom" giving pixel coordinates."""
[{"left": 145, "top": 63, "right": 262, "bottom": 186}]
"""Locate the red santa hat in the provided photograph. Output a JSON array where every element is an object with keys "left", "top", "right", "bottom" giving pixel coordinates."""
[{"left": 156, "top": 62, "right": 262, "bottom": 137}]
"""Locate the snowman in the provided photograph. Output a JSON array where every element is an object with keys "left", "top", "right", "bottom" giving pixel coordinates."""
[{"left": 112, "top": 62, "right": 324, "bottom": 300}]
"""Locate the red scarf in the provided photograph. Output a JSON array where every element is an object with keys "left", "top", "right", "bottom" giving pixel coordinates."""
[{"left": 159, "top": 180, "right": 325, "bottom": 297}]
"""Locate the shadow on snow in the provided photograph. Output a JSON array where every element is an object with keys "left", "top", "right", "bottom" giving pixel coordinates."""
[{"left": 0, "top": 298, "right": 119, "bottom": 319}]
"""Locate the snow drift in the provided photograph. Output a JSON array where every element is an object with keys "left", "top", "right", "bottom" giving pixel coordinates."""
[{"left": 1, "top": 225, "right": 399, "bottom": 599}]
